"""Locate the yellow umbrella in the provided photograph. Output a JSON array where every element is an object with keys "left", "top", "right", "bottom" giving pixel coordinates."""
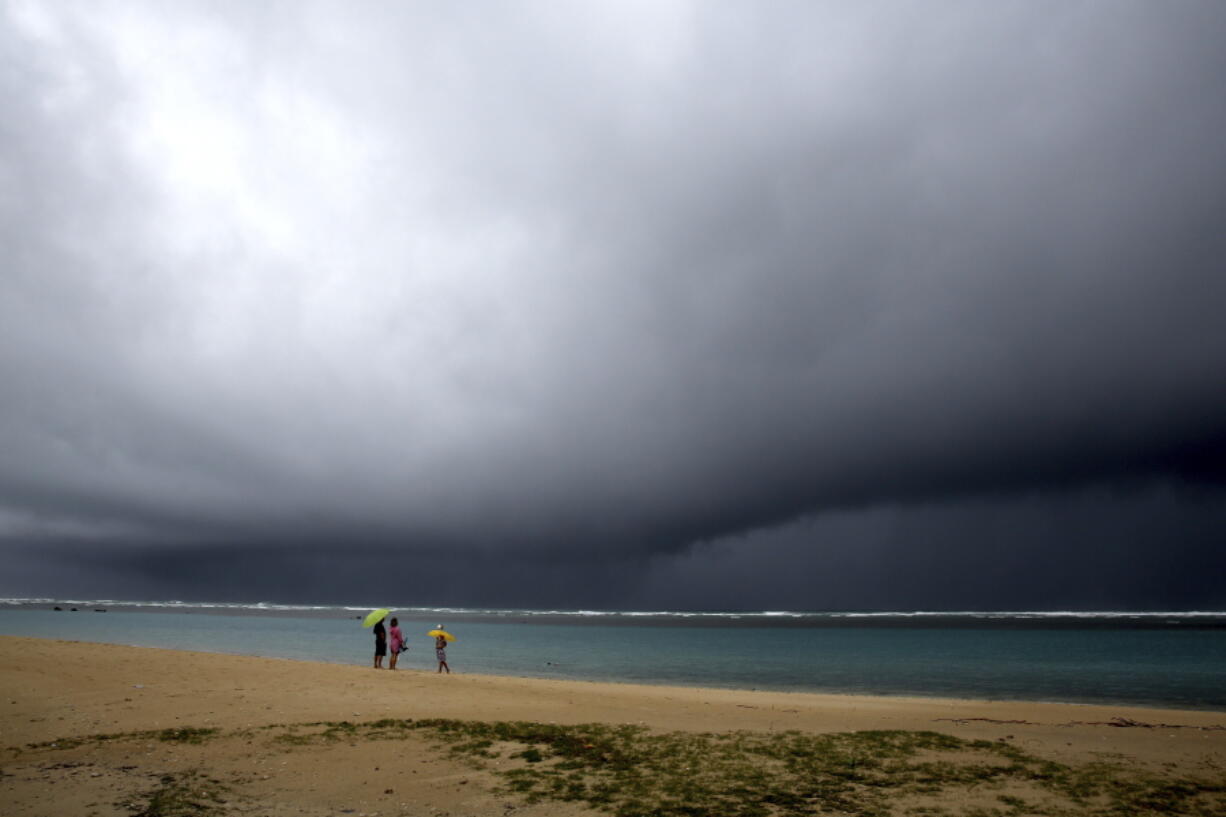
[
  {"left": 428, "top": 628, "right": 456, "bottom": 642},
  {"left": 363, "top": 608, "right": 390, "bottom": 627}
]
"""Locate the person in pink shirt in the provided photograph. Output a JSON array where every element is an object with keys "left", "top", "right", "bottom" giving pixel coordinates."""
[{"left": 388, "top": 617, "right": 406, "bottom": 670}]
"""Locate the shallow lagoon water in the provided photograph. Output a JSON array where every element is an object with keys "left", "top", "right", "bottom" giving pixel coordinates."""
[{"left": 2, "top": 604, "right": 1224, "bottom": 710}]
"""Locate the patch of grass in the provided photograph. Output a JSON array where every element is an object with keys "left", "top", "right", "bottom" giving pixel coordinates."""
[
  {"left": 1054, "top": 765, "right": 1226, "bottom": 816},
  {"left": 367, "top": 718, "right": 416, "bottom": 730},
  {"left": 26, "top": 727, "right": 218, "bottom": 752},
  {"left": 452, "top": 737, "right": 497, "bottom": 758},
  {"left": 271, "top": 732, "right": 313, "bottom": 746},
  {"left": 155, "top": 727, "right": 217, "bottom": 744},
  {"left": 18, "top": 717, "right": 1224, "bottom": 816},
  {"left": 128, "top": 772, "right": 229, "bottom": 817},
  {"left": 418, "top": 722, "right": 1225, "bottom": 817}
]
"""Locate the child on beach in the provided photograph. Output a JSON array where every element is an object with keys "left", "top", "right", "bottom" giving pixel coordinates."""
[
  {"left": 388, "top": 617, "right": 405, "bottom": 670},
  {"left": 435, "top": 627, "right": 450, "bottom": 674}
]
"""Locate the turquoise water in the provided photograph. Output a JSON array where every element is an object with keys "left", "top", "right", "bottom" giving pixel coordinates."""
[{"left": 2, "top": 606, "right": 1224, "bottom": 710}]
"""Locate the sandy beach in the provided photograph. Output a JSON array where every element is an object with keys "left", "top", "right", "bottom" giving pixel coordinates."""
[{"left": 3, "top": 636, "right": 1223, "bottom": 816}]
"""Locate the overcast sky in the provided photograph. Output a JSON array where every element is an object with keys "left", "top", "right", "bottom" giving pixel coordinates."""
[{"left": 3, "top": 1, "right": 1225, "bottom": 610}]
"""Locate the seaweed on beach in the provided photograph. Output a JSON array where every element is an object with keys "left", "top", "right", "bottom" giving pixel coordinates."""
[
  {"left": 24, "top": 726, "right": 219, "bottom": 752},
  {"left": 419, "top": 720, "right": 1226, "bottom": 817},
  {"left": 155, "top": 727, "right": 218, "bottom": 744},
  {"left": 15, "top": 718, "right": 1225, "bottom": 816},
  {"left": 126, "top": 771, "right": 231, "bottom": 817}
]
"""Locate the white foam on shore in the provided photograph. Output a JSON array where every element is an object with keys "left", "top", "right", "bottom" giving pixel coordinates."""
[{"left": 3, "top": 598, "right": 1225, "bottom": 620}]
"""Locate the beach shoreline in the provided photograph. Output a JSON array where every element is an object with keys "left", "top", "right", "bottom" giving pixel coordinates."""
[
  {"left": 3, "top": 637, "right": 1224, "bottom": 816},
  {"left": 5, "top": 608, "right": 1225, "bottom": 711},
  {"left": 4, "top": 636, "right": 1223, "bottom": 746}
]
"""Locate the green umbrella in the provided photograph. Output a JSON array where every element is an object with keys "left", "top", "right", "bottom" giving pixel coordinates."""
[{"left": 363, "top": 608, "right": 390, "bottom": 628}]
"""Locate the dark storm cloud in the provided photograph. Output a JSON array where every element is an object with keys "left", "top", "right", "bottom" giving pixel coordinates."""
[
  {"left": 8, "top": 483, "right": 1226, "bottom": 610},
  {"left": 631, "top": 484, "right": 1226, "bottom": 611},
  {"left": 2, "top": 1, "right": 1225, "bottom": 603}
]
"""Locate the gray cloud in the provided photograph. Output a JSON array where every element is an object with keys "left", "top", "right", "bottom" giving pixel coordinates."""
[{"left": 2, "top": 1, "right": 1225, "bottom": 605}]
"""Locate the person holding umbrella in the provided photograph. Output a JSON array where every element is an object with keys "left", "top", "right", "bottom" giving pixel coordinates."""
[
  {"left": 365, "top": 608, "right": 389, "bottom": 669},
  {"left": 373, "top": 618, "right": 387, "bottom": 668},
  {"left": 430, "top": 625, "right": 454, "bottom": 674}
]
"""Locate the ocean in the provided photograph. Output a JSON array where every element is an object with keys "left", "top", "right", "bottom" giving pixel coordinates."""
[{"left": 2, "top": 599, "right": 1224, "bottom": 710}]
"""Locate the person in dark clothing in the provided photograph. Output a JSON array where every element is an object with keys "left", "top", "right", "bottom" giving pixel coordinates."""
[{"left": 373, "top": 618, "right": 387, "bottom": 669}]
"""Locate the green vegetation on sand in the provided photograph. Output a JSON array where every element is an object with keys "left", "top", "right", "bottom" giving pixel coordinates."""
[{"left": 17, "top": 718, "right": 1224, "bottom": 817}]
